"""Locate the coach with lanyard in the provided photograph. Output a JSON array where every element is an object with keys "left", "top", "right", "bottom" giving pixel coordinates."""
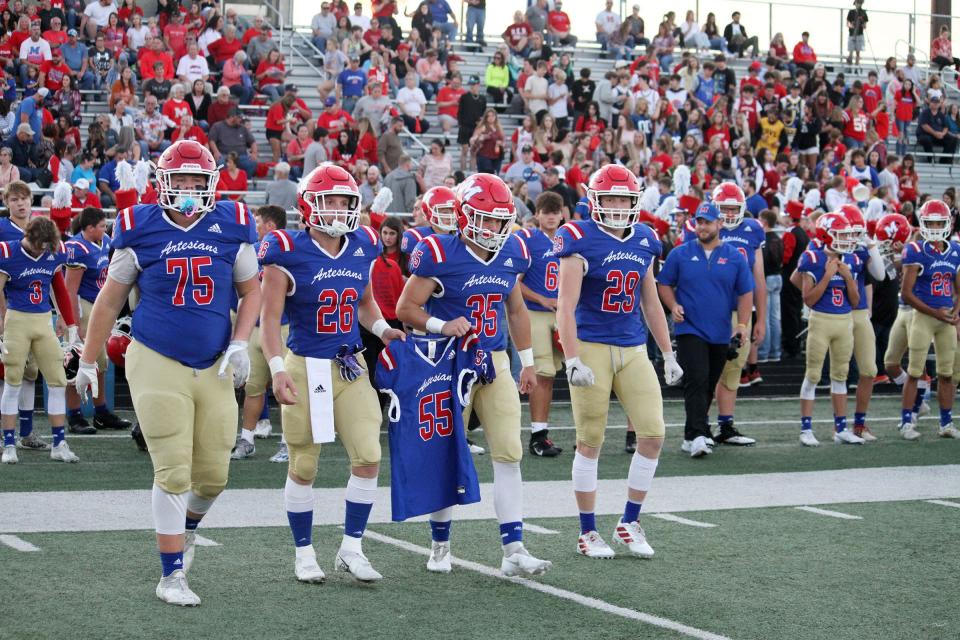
[{"left": 657, "top": 203, "right": 754, "bottom": 458}]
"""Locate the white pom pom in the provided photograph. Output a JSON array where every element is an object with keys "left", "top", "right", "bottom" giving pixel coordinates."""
[
  {"left": 672, "top": 165, "right": 691, "bottom": 197},
  {"left": 51, "top": 181, "right": 72, "bottom": 208},
  {"left": 803, "top": 188, "right": 822, "bottom": 211},
  {"left": 639, "top": 185, "right": 660, "bottom": 213},
  {"left": 133, "top": 160, "right": 151, "bottom": 194},
  {"left": 371, "top": 187, "right": 393, "bottom": 214},
  {"left": 785, "top": 176, "right": 803, "bottom": 202},
  {"left": 655, "top": 195, "right": 677, "bottom": 219},
  {"left": 116, "top": 160, "right": 135, "bottom": 191}
]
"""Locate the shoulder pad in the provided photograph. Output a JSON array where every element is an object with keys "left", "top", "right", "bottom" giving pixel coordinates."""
[
  {"left": 511, "top": 233, "right": 530, "bottom": 261},
  {"left": 0, "top": 241, "right": 10, "bottom": 259},
  {"left": 358, "top": 225, "right": 379, "bottom": 245},
  {"left": 421, "top": 233, "right": 447, "bottom": 264},
  {"left": 65, "top": 239, "right": 90, "bottom": 255}
]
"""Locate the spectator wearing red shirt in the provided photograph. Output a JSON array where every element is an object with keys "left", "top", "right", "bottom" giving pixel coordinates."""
[
  {"left": 255, "top": 48, "right": 285, "bottom": 101},
  {"left": 39, "top": 47, "right": 70, "bottom": 93},
  {"left": 42, "top": 18, "right": 68, "bottom": 48},
  {"left": 285, "top": 123, "right": 311, "bottom": 179},
  {"left": 71, "top": 180, "right": 101, "bottom": 209},
  {"left": 861, "top": 70, "right": 883, "bottom": 114},
  {"left": 242, "top": 16, "right": 271, "bottom": 46},
  {"left": 575, "top": 103, "right": 606, "bottom": 138},
  {"left": 171, "top": 114, "right": 208, "bottom": 144},
  {"left": 740, "top": 61, "right": 763, "bottom": 93},
  {"left": 265, "top": 93, "right": 297, "bottom": 163},
  {"left": 163, "top": 13, "right": 189, "bottom": 61},
  {"left": 216, "top": 152, "right": 248, "bottom": 202},
  {"left": 842, "top": 94, "right": 869, "bottom": 148},
  {"left": 792, "top": 31, "right": 817, "bottom": 72},
  {"left": 9, "top": 17, "right": 30, "bottom": 56},
  {"left": 735, "top": 84, "right": 762, "bottom": 131},
  {"left": 138, "top": 36, "right": 174, "bottom": 81},
  {"left": 161, "top": 84, "right": 191, "bottom": 128},
  {"left": 117, "top": 1, "right": 144, "bottom": 26},
  {"left": 502, "top": 10, "right": 533, "bottom": 57},
  {"left": 354, "top": 117, "right": 378, "bottom": 166},
  {"left": 316, "top": 95, "right": 355, "bottom": 137},
  {"left": 547, "top": 0, "right": 577, "bottom": 47},
  {"left": 895, "top": 154, "right": 918, "bottom": 203},
  {"left": 208, "top": 24, "right": 242, "bottom": 66},
  {"left": 894, "top": 79, "right": 919, "bottom": 155},
  {"left": 435, "top": 74, "right": 465, "bottom": 135}
]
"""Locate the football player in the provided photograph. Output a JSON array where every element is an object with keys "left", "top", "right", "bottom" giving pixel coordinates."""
[
  {"left": 790, "top": 212, "right": 865, "bottom": 446},
  {"left": 838, "top": 205, "right": 886, "bottom": 440},
  {"left": 554, "top": 165, "right": 682, "bottom": 559},
  {"left": 897, "top": 200, "right": 960, "bottom": 440},
  {"left": 75, "top": 140, "right": 262, "bottom": 606},
  {"left": 259, "top": 164, "right": 405, "bottom": 585},
  {"left": 400, "top": 186, "right": 458, "bottom": 257},
  {"left": 516, "top": 191, "right": 564, "bottom": 458},
  {"left": 0, "top": 217, "right": 81, "bottom": 464},
  {"left": 396, "top": 173, "right": 552, "bottom": 577},
  {"left": 231, "top": 205, "right": 289, "bottom": 462},
  {"left": 63, "top": 207, "right": 132, "bottom": 434},
  {"left": 876, "top": 214, "right": 915, "bottom": 397}
]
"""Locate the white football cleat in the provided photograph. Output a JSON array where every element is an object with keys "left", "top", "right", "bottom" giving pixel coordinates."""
[
  {"left": 576, "top": 531, "right": 615, "bottom": 559},
  {"left": 295, "top": 546, "right": 326, "bottom": 583},
  {"left": 938, "top": 424, "right": 960, "bottom": 439},
  {"left": 899, "top": 423, "right": 921, "bottom": 441},
  {"left": 500, "top": 545, "right": 552, "bottom": 577},
  {"left": 427, "top": 541, "right": 452, "bottom": 573},
  {"left": 918, "top": 401, "right": 931, "bottom": 417},
  {"left": 335, "top": 548, "right": 382, "bottom": 582},
  {"left": 688, "top": 435, "right": 711, "bottom": 458},
  {"left": 833, "top": 429, "right": 865, "bottom": 445},
  {"left": 467, "top": 439, "right": 485, "bottom": 455},
  {"left": 183, "top": 531, "right": 196, "bottom": 573},
  {"left": 269, "top": 443, "right": 289, "bottom": 463},
  {"left": 680, "top": 439, "right": 713, "bottom": 454},
  {"left": 2, "top": 444, "right": 18, "bottom": 464},
  {"left": 853, "top": 425, "right": 877, "bottom": 442},
  {"left": 155, "top": 569, "right": 201, "bottom": 606},
  {"left": 799, "top": 431, "right": 820, "bottom": 447},
  {"left": 50, "top": 441, "right": 79, "bottom": 462},
  {"left": 253, "top": 420, "right": 272, "bottom": 439},
  {"left": 612, "top": 520, "right": 654, "bottom": 558}
]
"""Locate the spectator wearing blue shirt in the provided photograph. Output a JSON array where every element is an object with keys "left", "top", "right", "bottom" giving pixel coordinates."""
[
  {"left": 70, "top": 153, "right": 97, "bottom": 192},
  {"left": 14, "top": 89, "right": 46, "bottom": 144},
  {"left": 428, "top": 0, "right": 458, "bottom": 42},
  {"left": 657, "top": 202, "right": 754, "bottom": 458},
  {"left": 917, "top": 90, "right": 957, "bottom": 163},
  {"left": 96, "top": 146, "right": 129, "bottom": 207},
  {"left": 692, "top": 62, "right": 717, "bottom": 109},
  {"left": 744, "top": 178, "right": 767, "bottom": 217},
  {"left": 60, "top": 29, "right": 95, "bottom": 91},
  {"left": 337, "top": 56, "right": 367, "bottom": 114}
]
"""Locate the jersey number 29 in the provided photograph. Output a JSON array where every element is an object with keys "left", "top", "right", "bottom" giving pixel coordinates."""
[{"left": 602, "top": 270, "right": 641, "bottom": 313}]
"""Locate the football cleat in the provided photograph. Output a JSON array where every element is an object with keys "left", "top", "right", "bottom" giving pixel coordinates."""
[
  {"left": 576, "top": 531, "right": 615, "bottom": 559},
  {"left": 799, "top": 431, "right": 820, "bottom": 447},
  {"left": 918, "top": 401, "right": 931, "bottom": 418},
  {"left": 899, "top": 423, "right": 921, "bottom": 441},
  {"left": 230, "top": 438, "right": 255, "bottom": 460},
  {"left": 253, "top": 419, "right": 272, "bottom": 439},
  {"left": 2, "top": 444, "right": 19, "bottom": 464},
  {"left": 500, "top": 545, "right": 552, "bottom": 577},
  {"left": 529, "top": 431, "right": 562, "bottom": 457},
  {"left": 295, "top": 546, "right": 326, "bottom": 583},
  {"left": 938, "top": 424, "right": 960, "bottom": 439},
  {"left": 738, "top": 372, "right": 751, "bottom": 388},
  {"left": 681, "top": 438, "right": 713, "bottom": 455},
  {"left": 467, "top": 438, "right": 485, "bottom": 455},
  {"left": 18, "top": 433, "right": 50, "bottom": 450},
  {"left": 183, "top": 531, "right": 196, "bottom": 573},
  {"left": 624, "top": 430, "right": 637, "bottom": 453},
  {"left": 688, "top": 435, "right": 712, "bottom": 458},
  {"left": 67, "top": 415, "right": 96, "bottom": 435},
  {"left": 335, "top": 549, "right": 383, "bottom": 582},
  {"left": 155, "top": 569, "right": 201, "bottom": 606},
  {"left": 612, "top": 520, "right": 654, "bottom": 558},
  {"left": 93, "top": 411, "right": 132, "bottom": 430},
  {"left": 746, "top": 370, "right": 762, "bottom": 385},
  {"left": 714, "top": 426, "right": 756, "bottom": 446},
  {"left": 833, "top": 429, "right": 865, "bottom": 445},
  {"left": 50, "top": 441, "right": 79, "bottom": 462},
  {"left": 427, "top": 541, "right": 452, "bottom": 573},
  {"left": 853, "top": 424, "right": 877, "bottom": 442},
  {"left": 131, "top": 423, "right": 148, "bottom": 451},
  {"left": 269, "top": 442, "right": 289, "bottom": 463}
]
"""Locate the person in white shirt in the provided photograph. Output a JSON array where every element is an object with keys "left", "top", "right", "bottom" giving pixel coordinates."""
[
  {"left": 547, "top": 68, "right": 569, "bottom": 129},
  {"left": 126, "top": 15, "right": 151, "bottom": 52},
  {"left": 80, "top": 0, "right": 118, "bottom": 42},
  {"left": 680, "top": 11, "right": 710, "bottom": 51},
  {"left": 395, "top": 73, "right": 427, "bottom": 131},
  {"left": 824, "top": 176, "right": 848, "bottom": 211},
  {"left": 523, "top": 60, "right": 549, "bottom": 119},
  {"left": 348, "top": 2, "right": 371, "bottom": 31},
  {"left": 176, "top": 43, "right": 211, "bottom": 85},
  {"left": 595, "top": 0, "right": 620, "bottom": 49},
  {"left": 312, "top": 2, "right": 338, "bottom": 52},
  {"left": 19, "top": 22, "right": 51, "bottom": 67}
]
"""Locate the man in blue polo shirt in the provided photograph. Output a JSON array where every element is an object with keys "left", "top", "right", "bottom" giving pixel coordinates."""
[
  {"left": 657, "top": 203, "right": 754, "bottom": 458},
  {"left": 337, "top": 55, "right": 367, "bottom": 114}
]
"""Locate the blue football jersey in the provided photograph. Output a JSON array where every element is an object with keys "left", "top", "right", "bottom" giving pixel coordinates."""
[
  {"left": 516, "top": 227, "right": 558, "bottom": 312},
  {"left": 902, "top": 240, "right": 960, "bottom": 310},
  {"left": 111, "top": 201, "right": 257, "bottom": 369},
  {"left": 553, "top": 219, "right": 661, "bottom": 347},
  {"left": 376, "top": 333, "right": 485, "bottom": 521},
  {"left": 409, "top": 233, "right": 531, "bottom": 352},
  {"left": 258, "top": 225, "right": 380, "bottom": 359},
  {"left": 796, "top": 246, "right": 863, "bottom": 314},
  {"left": 65, "top": 234, "right": 111, "bottom": 303},
  {"left": 400, "top": 225, "right": 434, "bottom": 255},
  {"left": 0, "top": 239, "right": 67, "bottom": 313},
  {"left": 0, "top": 217, "right": 25, "bottom": 242}
]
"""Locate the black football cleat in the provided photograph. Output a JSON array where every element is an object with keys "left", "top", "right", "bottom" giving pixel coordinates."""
[
  {"left": 131, "top": 423, "right": 148, "bottom": 452},
  {"left": 93, "top": 411, "right": 133, "bottom": 430},
  {"left": 529, "top": 430, "right": 562, "bottom": 457},
  {"left": 68, "top": 415, "right": 97, "bottom": 435}
]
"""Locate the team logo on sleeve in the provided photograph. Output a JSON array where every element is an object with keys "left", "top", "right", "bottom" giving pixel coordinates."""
[
  {"left": 553, "top": 235, "right": 564, "bottom": 253},
  {"left": 411, "top": 248, "right": 423, "bottom": 270}
]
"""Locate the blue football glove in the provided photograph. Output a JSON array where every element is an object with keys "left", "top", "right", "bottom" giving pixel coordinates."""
[{"left": 335, "top": 344, "right": 367, "bottom": 382}]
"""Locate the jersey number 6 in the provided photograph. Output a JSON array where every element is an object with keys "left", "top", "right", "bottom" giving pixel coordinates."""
[{"left": 419, "top": 390, "right": 453, "bottom": 441}]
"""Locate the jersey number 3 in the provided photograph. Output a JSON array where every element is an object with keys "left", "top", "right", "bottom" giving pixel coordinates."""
[
  {"left": 166, "top": 257, "right": 214, "bottom": 306},
  {"left": 419, "top": 390, "right": 453, "bottom": 441}
]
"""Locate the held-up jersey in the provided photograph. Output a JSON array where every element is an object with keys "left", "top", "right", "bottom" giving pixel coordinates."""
[
  {"left": 65, "top": 235, "right": 111, "bottom": 303},
  {"left": 259, "top": 225, "right": 380, "bottom": 359},
  {"left": 376, "top": 334, "right": 486, "bottom": 521},
  {"left": 410, "top": 233, "right": 531, "bottom": 352},
  {"left": 902, "top": 240, "right": 960, "bottom": 310},
  {"left": 797, "top": 246, "right": 863, "bottom": 314},
  {"left": 401, "top": 225, "right": 434, "bottom": 255},
  {"left": 111, "top": 201, "right": 257, "bottom": 369},
  {"left": 0, "top": 240, "right": 67, "bottom": 313},
  {"left": 516, "top": 227, "right": 558, "bottom": 313},
  {"left": 553, "top": 219, "right": 661, "bottom": 347}
]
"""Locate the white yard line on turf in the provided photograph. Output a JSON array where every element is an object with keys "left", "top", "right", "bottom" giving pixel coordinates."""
[
  {"left": 794, "top": 506, "right": 863, "bottom": 520},
  {"left": 523, "top": 524, "right": 560, "bottom": 534},
  {"left": 926, "top": 499, "right": 960, "bottom": 509},
  {"left": 647, "top": 513, "right": 717, "bottom": 528},
  {"left": 364, "top": 530, "right": 733, "bottom": 640},
  {"left": 192, "top": 534, "right": 220, "bottom": 547},
  {"left": 0, "top": 534, "right": 39, "bottom": 551}
]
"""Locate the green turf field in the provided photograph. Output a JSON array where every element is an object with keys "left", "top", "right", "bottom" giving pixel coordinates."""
[{"left": 2, "top": 394, "right": 959, "bottom": 640}]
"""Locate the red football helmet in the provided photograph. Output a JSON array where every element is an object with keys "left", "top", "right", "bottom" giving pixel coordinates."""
[
  {"left": 917, "top": 199, "right": 952, "bottom": 242},
  {"left": 155, "top": 139, "right": 218, "bottom": 217},
  {"left": 873, "top": 213, "right": 912, "bottom": 257},
  {"left": 712, "top": 182, "right": 746, "bottom": 229},
  {"left": 816, "top": 212, "right": 857, "bottom": 254},
  {"left": 298, "top": 163, "right": 361, "bottom": 237},
  {"left": 106, "top": 316, "right": 132, "bottom": 368},
  {"left": 421, "top": 186, "right": 458, "bottom": 232},
  {"left": 586, "top": 164, "right": 642, "bottom": 229},
  {"left": 838, "top": 204, "right": 866, "bottom": 244},
  {"left": 455, "top": 173, "right": 516, "bottom": 252}
]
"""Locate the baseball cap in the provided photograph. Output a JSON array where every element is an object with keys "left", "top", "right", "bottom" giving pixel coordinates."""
[
  {"left": 790, "top": 81, "right": 801, "bottom": 90},
  {"left": 74, "top": 178, "right": 90, "bottom": 190},
  {"left": 284, "top": 83, "right": 297, "bottom": 92},
  {"left": 468, "top": 74, "right": 480, "bottom": 85},
  {"left": 929, "top": 89, "right": 943, "bottom": 102},
  {"left": 36, "top": 87, "right": 49, "bottom": 98},
  {"left": 695, "top": 202, "right": 720, "bottom": 222},
  {"left": 349, "top": 54, "right": 360, "bottom": 61},
  {"left": 324, "top": 96, "right": 337, "bottom": 107},
  {"left": 16, "top": 123, "right": 34, "bottom": 136},
  {"left": 67, "top": 28, "right": 77, "bottom": 36},
  {"left": 521, "top": 144, "right": 533, "bottom": 152},
  {"left": 749, "top": 60, "right": 762, "bottom": 71},
  {"left": 547, "top": 166, "right": 565, "bottom": 180},
  {"left": 397, "top": 42, "right": 410, "bottom": 51}
]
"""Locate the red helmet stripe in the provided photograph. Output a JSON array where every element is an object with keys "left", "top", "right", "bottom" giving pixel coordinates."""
[
  {"left": 424, "top": 234, "right": 445, "bottom": 263},
  {"left": 273, "top": 229, "right": 293, "bottom": 252},
  {"left": 360, "top": 225, "right": 378, "bottom": 245},
  {"left": 561, "top": 222, "right": 583, "bottom": 240},
  {"left": 378, "top": 347, "right": 395, "bottom": 371}
]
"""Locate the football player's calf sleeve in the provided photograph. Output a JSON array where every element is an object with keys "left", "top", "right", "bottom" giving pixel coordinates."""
[
  {"left": 186, "top": 492, "right": 216, "bottom": 516},
  {"left": 830, "top": 380, "right": 847, "bottom": 395},
  {"left": 345, "top": 474, "right": 377, "bottom": 504},
  {"left": 284, "top": 475, "right": 315, "bottom": 513},
  {"left": 492, "top": 461, "right": 523, "bottom": 524},
  {"left": 18, "top": 379, "right": 35, "bottom": 411},
  {"left": 571, "top": 451, "right": 598, "bottom": 493},
  {"left": 152, "top": 485, "right": 188, "bottom": 536},
  {"left": 46, "top": 386, "right": 66, "bottom": 415},
  {"left": 627, "top": 453, "right": 658, "bottom": 493},
  {"left": 800, "top": 378, "right": 817, "bottom": 401},
  {"left": 0, "top": 383, "right": 20, "bottom": 416}
]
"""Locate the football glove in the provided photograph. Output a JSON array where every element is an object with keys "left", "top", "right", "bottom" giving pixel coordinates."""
[
  {"left": 473, "top": 347, "right": 496, "bottom": 385},
  {"left": 335, "top": 344, "right": 367, "bottom": 382},
  {"left": 218, "top": 340, "right": 250, "bottom": 387},
  {"left": 663, "top": 352, "right": 683, "bottom": 386},
  {"left": 74, "top": 359, "right": 99, "bottom": 400},
  {"left": 565, "top": 357, "right": 595, "bottom": 387}
]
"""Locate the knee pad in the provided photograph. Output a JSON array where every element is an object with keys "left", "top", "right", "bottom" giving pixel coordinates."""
[
  {"left": 47, "top": 386, "right": 66, "bottom": 415},
  {"left": 1, "top": 383, "right": 20, "bottom": 415},
  {"left": 571, "top": 451, "right": 599, "bottom": 492},
  {"left": 800, "top": 378, "right": 817, "bottom": 401},
  {"left": 627, "top": 453, "right": 659, "bottom": 493},
  {"left": 830, "top": 380, "right": 847, "bottom": 395},
  {"left": 155, "top": 465, "right": 192, "bottom": 496},
  {"left": 288, "top": 443, "right": 319, "bottom": 484},
  {"left": 151, "top": 484, "right": 188, "bottom": 535},
  {"left": 186, "top": 491, "right": 216, "bottom": 515}
]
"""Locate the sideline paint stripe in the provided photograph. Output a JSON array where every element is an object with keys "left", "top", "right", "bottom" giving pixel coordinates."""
[
  {"left": 926, "top": 499, "right": 960, "bottom": 509},
  {"left": 794, "top": 506, "right": 863, "bottom": 520},
  {"left": 0, "top": 534, "right": 39, "bottom": 551},
  {"left": 365, "top": 530, "right": 733, "bottom": 640},
  {"left": 192, "top": 534, "right": 220, "bottom": 547},
  {"left": 647, "top": 513, "right": 717, "bottom": 528},
  {"left": 524, "top": 524, "right": 560, "bottom": 535}
]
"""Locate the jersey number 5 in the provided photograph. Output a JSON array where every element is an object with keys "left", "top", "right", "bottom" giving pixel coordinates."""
[
  {"left": 316, "top": 288, "right": 359, "bottom": 333},
  {"left": 419, "top": 390, "right": 453, "bottom": 441},
  {"left": 602, "top": 270, "right": 641, "bottom": 313},
  {"left": 831, "top": 287, "right": 844, "bottom": 307},
  {"left": 166, "top": 257, "right": 214, "bottom": 306},
  {"left": 467, "top": 293, "right": 503, "bottom": 337}
]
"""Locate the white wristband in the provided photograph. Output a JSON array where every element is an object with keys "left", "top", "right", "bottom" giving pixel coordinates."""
[
  {"left": 518, "top": 348, "right": 534, "bottom": 368},
  {"left": 371, "top": 318, "right": 390, "bottom": 339},
  {"left": 425, "top": 316, "right": 446, "bottom": 334},
  {"left": 268, "top": 355, "right": 285, "bottom": 376}
]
